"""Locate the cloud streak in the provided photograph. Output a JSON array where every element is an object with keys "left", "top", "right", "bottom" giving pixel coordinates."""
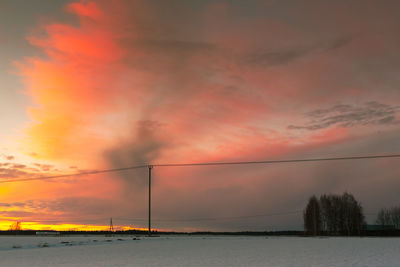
[
  {"left": 289, "top": 102, "right": 400, "bottom": 130},
  {"left": 244, "top": 36, "right": 353, "bottom": 67}
]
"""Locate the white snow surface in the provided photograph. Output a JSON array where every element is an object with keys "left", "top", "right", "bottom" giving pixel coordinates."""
[{"left": 0, "top": 235, "right": 399, "bottom": 266}]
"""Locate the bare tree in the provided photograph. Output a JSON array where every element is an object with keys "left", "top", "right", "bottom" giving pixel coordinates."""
[
  {"left": 376, "top": 209, "right": 388, "bottom": 227},
  {"left": 376, "top": 206, "right": 400, "bottom": 229},
  {"left": 305, "top": 192, "right": 365, "bottom": 236},
  {"left": 9, "top": 221, "right": 22, "bottom": 231},
  {"left": 303, "top": 195, "right": 321, "bottom": 236},
  {"left": 391, "top": 207, "right": 400, "bottom": 229}
]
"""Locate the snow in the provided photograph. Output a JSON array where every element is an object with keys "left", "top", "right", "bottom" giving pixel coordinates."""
[{"left": 0, "top": 235, "right": 399, "bottom": 266}]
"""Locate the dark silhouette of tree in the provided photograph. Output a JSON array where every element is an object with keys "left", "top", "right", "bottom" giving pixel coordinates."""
[
  {"left": 304, "top": 192, "right": 365, "bottom": 236},
  {"left": 376, "top": 206, "right": 400, "bottom": 229},
  {"left": 9, "top": 221, "right": 22, "bottom": 231},
  {"left": 391, "top": 207, "right": 400, "bottom": 229},
  {"left": 304, "top": 195, "right": 321, "bottom": 235}
]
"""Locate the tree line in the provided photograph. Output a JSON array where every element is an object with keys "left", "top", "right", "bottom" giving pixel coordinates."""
[
  {"left": 303, "top": 192, "right": 365, "bottom": 236},
  {"left": 376, "top": 206, "right": 400, "bottom": 229}
]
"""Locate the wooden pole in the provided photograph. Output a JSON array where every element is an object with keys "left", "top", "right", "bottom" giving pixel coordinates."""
[{"left": 148, "top": 165, "right": 152, "bottom": 236}]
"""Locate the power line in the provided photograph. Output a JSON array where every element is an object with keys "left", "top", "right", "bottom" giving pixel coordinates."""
[
  {"left": 0, "top": 165, "right": 147, "bottom": 184},
  {"left": 1, "top": 154, "right": 400, "bottom": 184},
  {"left": 153, "top": 154, "right": 400, "bottom": 167},
  {"left": 4, "top": 210, "right": 379, "bottom": 224},
  {"left": 142, "top": 210, "right": 302, "bottom": 222},
  {"left": 6, "top": 210, "right": 302, "bottom": 224},
  {"left": 99, "top": 211, "right": 302, "bottom": 223}
]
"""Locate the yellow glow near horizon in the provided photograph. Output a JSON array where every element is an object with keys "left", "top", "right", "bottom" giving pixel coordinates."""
[{"left": 0, "top": 221, "right": 148, "bottom": 232}]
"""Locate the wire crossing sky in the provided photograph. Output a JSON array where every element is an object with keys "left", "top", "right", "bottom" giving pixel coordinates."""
[{"left": 1, "top": 154, "right": 400, "bottom": 184}]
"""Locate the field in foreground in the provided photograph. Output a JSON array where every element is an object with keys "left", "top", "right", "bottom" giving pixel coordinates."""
[{"left": 0, "top": 235, "right": 399, "bottom": 266}]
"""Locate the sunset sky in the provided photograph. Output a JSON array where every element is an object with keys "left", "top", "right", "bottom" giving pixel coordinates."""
[{"left": 1, "top": 0, "right": 400, "bottom": 231}]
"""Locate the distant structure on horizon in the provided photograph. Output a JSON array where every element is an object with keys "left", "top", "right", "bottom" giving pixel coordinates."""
[{"left": 109, "top": 218, "right": 114, "bottom": 232}]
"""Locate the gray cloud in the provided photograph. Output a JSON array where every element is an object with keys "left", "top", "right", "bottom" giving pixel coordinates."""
[
  {"left": 245, "top": 47, "right": 312, "bottom": 67},
  {"left": 288, "top": 102, "right": 400, "bottom": 130},
  {"left": 244, "top": 36, "right": 353, "bottom": 67},
  {"left": 105, "top": 120, "right": 166, "bottom": 189}
]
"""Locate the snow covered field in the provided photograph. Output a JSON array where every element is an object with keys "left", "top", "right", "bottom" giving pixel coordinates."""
[{"left": 0, "top": 235, "right": 399, "bottom": 266}]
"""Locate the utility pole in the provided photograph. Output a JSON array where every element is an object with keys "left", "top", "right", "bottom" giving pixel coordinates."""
[{"left": 148, "top": 165, "right": 153, "bottom": 236}]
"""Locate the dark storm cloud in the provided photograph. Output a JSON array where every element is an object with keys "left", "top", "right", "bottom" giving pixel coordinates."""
[{"left": 288, "top": 102, "right": 400, "bottom": 130}]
